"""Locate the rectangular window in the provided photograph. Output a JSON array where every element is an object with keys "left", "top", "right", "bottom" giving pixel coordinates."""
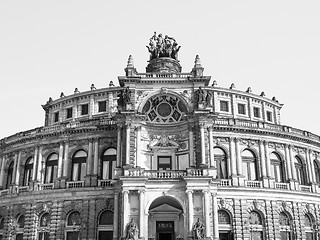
[
  {"left": 81, "top": 104, "right": 89, "bottom": 115},
  {"left": 98, "top": 101, "right": 107, "bottom": 112},
  {"left": 220, "top": 101, "right": 229, "bottom": 112},
  {"left": 66, "top": 107, "right": 73, "bottom": 119},
  {"left": 253, "top": 107, "right": 261, "bottom": 118},
  {"left": 158, "top": 156, "right": 172, "bottom": 170},
  {"left": 267, "top": 111, "right": 273, "bottom": 122},
  {"left": 238, "top": 103, "right": 246, "bottom": 115},
  {"left": 54, "top": 112, "right": 59, "bottom": 122}
]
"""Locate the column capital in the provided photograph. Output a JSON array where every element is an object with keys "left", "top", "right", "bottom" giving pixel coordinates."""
[
  {"left": 186, "top": 189, "right": 194, "bottom": 194},
  {"left": 207, "top": 125, "right": 213, "bottom": 131},
  {"left": 202, "top": 189, "right": 210, "bottom": 195},
  {"left": 138, "top": 189, "right": 145, "bottom": 194},
  {"left": 122, "top": 190, "right": 129, "bottom": 195}
]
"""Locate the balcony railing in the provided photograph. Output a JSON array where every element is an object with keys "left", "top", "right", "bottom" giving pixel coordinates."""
[
  {"left": 300, "top": 185, "right": 312, "bottom": 192},
  {"left": 38, "top": 183, "right": 54, "bottom": 191},
  {"left": 219, "top": 179, "right": 232, "bottom": 187},
  {"left": 274, "top": 182, "right": 289, "bottom": 190},
  {"left": 66, "top": 181, "right": 84, "bottom": 189},
  {"left": 98, "top": 180, "right": 114, "bottom": 187},
  {"left": 0, "top": 189, "right": 10, "bottom": 196},
  {"left": 245, "top": 180, "right": 262, "bottom": 188},
  {"left": 17, "top": 186, "right": 29, "bottom": 193}
]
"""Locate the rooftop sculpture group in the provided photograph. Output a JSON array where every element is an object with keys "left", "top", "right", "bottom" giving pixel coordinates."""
[{"left": 146, "top": 32, "right": 181, "bottom": 60}]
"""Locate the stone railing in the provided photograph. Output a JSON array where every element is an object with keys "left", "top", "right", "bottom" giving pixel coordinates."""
[
  {"left": 38, "top": 183, "right": 54, "bottom": 191},
  {"left": 245, "top": 180, "right": 262, "bottom": 188},
  {"left": 0, "top": 189, "right": 10, "bottom": 196},
  {"left": 274, "top": 182, "right": 290, "bottom": 190},
  {"left": 218, "top": 179, "right": 232, "bottom": 187},
  {"left": 98, "top": 180, "right": 115, "bottom": 187},
  {"left": 66, "top": 181, "right": 84, "bottom": 189},
  {"left": 17, "top": 186, "right": 29, "bottom": 193},
  {"left": 300, "top": 185, "right": 312, "bottom": 193},
  {"left": 137, "top": 72, "right": 192, "bottom": 78}
]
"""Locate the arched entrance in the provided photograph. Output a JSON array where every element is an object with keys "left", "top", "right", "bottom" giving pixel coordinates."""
[{"left": 148, "top": 196, "right": 184, "bottom": 240}]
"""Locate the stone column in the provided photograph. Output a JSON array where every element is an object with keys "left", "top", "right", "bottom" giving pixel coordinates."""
[
  {"left": 85, "top": 139, "right": 93, "bottom": 186},
  {"left": 93, "top": 138, "right": 99, "bottom": 175},
  {"left": 264, "top": 141, "right": 271, "bottom": 178},
  {"left": 113, "top": 192, "right": 119, "bottom": 240},
  {"left": 139, "top": 190, "right": 145, "bottom": 239},
  {"left": 305, "top": 148, "right": 313, "bottom": 183},
  {"left": 125, "top": 123, "right": 131, "bottom": 166},
  {"left": 208, "top": 126, "right": 215, "bottom": 167},
  {"left": 259, "top": 140, "right": 267, "bottom": 179},
  {"left": 284, "top": 144, "right": 292, "bottom": 180},
  {"left": 309, "top": 150, "right": 316, "bottom": 183},
  {"left": 37, "top": 145, "right": 43, "bottom": 183},
  {"left": 135, "top": 126, "right": 141, "bottom": 168},
  {"left": 57, "top": 142, "right": 64, "bottom": 179},
  {"left": 229, "top": 138, "right": 237, "bottom": 177},
  {"left": 12, "top": 153, "right": 18, "bottom": 187},
  {"left": 212, "top": 193, "right": 219, "bottom": 240},
  {"left": 117, "top": 125, "right": 122, "bottom": 167},
  {"left": 289, "top": 145, "right": 297, "bottom": 181},
  {"left": 203, "top": 190, "right": 211, "bottom": 238},
  {"left": 32, "top": 147, "right": 38, "bottom": 181},
  {"left": 14, "top": 152, "right": 21, "bottom": 186},
  {"left": 63, "top": 141, "right": 69, "bottom": 178},
  {"left": 187, "top": 190, "right": 194, "bottom": 234},
  {"left": 200, "top": 123, "right": 206, "bottom": 166},
  {"left": 189, "top": 126, "right": 195, "bottom": 167},
  {"left": 123, "top": 190, "right": 130, "bottom": 236},
  {"left": 235, "top": 138, "right": 243, "bottom": 176},
  {"left": 0, "top": 156, "right": 6, "bottom": 187}
]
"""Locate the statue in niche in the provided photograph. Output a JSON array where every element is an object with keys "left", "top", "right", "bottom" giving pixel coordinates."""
[
  {"left": 118, "top": 87, "right": 132, "bottom": 108},
  {"left": 193, "top": 218, "right": 205, "bottom": 239},
  {"left": 125, "top": 218, "right": 139, "bottom": 240},
  {"left": 197, "top": 87, "right": 212, "bottom": 108},
  {"left": 146, "top": 32, "right": 181, "bottom": 60}
]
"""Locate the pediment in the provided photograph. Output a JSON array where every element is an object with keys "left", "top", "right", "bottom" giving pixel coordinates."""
[{"left": 149, "top": 204, "right": 182, "bottom": 214}]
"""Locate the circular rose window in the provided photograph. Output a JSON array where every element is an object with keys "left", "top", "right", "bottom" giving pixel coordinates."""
[{"left": 157, "top": 103, "right": 171, "bottom": 117}]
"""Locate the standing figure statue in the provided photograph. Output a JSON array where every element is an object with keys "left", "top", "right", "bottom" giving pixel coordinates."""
[
  {"left": 193, "top": 218, "right": 205, "bottom": 239},
  {"left": 125, "top": 219, "right": 139, "bottom": 240},
  {"left": 123, "top": 86, "right": 131, "bottom": 104}
]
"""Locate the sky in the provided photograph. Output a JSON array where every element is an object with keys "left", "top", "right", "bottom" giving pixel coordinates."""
[{"left": 0, "top": 1, "right": 320, "bottom": 139}]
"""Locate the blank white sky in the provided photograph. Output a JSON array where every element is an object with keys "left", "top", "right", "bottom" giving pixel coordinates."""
[{"left": 0, "top": 1, "right": 319, "bottom": 139}]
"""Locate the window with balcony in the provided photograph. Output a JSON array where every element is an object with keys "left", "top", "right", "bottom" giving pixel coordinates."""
[
  {"left": 54, "top": 112, "right": 59, "bottom": 122},
  {"left": 71, "top": 150, "right": 87, "bottom": 181},
  {"left": 65, "top": 211, "right": 81, "bottom": 240},
  {"left": 266, "top": 111, "right": 273, "bottom": 122},
  {"left": 98, "top": 101, "right": 107, "bottom": 112},
  {"left": 66, "top": 107, "right": 73, "bottom": 119},
  {"left": 81, "top": 104, "right": 89, "bottom": 115},
  {"left": 98, "top": 210, "right": 114, "bottom": 240},
  {"left": 314, "top": 160, "right": 320, "bottom": 185},
  {"left": 279, "top": 212, "right": 292, "bottom": 240},
  {"left": 38, "top": 213, "right": 50, "bottom": 240},
  {"left": 213, "top": 147, "right": 227, "bottom": 179},
  {"left": 23, "top": 157, "right": 34, "bottom": 186},
  {"left": 253, "top": 107, "right": 261, "bottom": 118},
  {"left": 158, "top": 156, "right": 172, "bottom": 170},
  {"left": 304, "top": 214, "right": 315, "bottom": 240},
  {"left": 101, "top": 148, "right": 116, "bottom": 180},
  {"left": 6, "top": 162, "right": 14, "bottom": 189},
  {"left": 270, "top": 152, "right": 285, "bottom": 183},
  {"left": 248, "top": 211, "right": 264, "bottom": 240},
  {"left": 44, "top": 153, "right": 58, "bottom": 184},
  {"left": 238, "top": 103, "right": 246, "bottom": 115},
  {"left": 294, "top": 156, "right": 307, "bottom": 185},
  {"left": 241, "top": 149, "right": 258, "bottom": 181},
  {"left": 220, "top": 101, "right": 229, "bottom": 112}
]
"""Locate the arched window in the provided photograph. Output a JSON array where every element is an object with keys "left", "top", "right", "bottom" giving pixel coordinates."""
[
  {"left": 38, "top": 213, "right": 50, "bottom": 240},
  {"left": 98, "top": 210, "right": 114, "bottom": 240},
  {"left": 242, "top": 149, "right": 258, "bottom": 180},
  {"left": 304, "top": 214, "right": 315, "bottom": 240},
  {"left": 44, "top": 153, "right": 58, "bottom": 183},
  {"left": 16, "top": 215, "right": 25, "bottom": 240},
  {"left": 314, "top": 160, "right": 320, "bottom": 185},
  {"left": 294, "top": 156, "right": 307, "bottom": 185},
  {"left": 279, "top": 212, "right": 292, "bottom": 240},
  {"left": 270, "top": 152, "right": 285, "bottom": 183},
  {"left": 101, "top": 149, "right": 116, "bottom": 180},
  {"left": 23, "top": 157, "right": 33, "bottom": 186},
  {"left": 6, "top": 162, "right": 14, "bottom": 189},
  {"left": 66, "top": 211, "right": 81, "bottom": 240},
  {"left": 213, "top": 148, "right": 228, "bottom": 179},
  {"left": 71, "top": 150, "right": 87, "bottom": 181},
  {"left": 218, "top": 210, "right": 233, "bottom": 239},
  {"left": 248, "top": 211, "right": 264, "bottom": 240}
]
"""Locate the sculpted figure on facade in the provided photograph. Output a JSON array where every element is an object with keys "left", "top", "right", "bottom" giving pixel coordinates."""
[
  {"left": 197, "top": 87, "right": 212, "bottom": 109},
  {"left": 125, "top": 218, "right": 139, "bottom": 240},
  {"left": 193, "top": 218, "right": 205, "bottom": 239},
  {"left": 147, "top": 32, "right": 181, "bottom": 60}
]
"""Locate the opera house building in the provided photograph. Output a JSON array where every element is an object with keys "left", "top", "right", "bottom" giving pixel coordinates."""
[{"left": 1, "top": 34, "right": 320, "bottom": 240}]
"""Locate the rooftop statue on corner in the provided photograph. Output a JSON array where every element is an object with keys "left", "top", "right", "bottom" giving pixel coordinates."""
[{"left": 146, "top": 31, "right": 181, "bottom": 60}]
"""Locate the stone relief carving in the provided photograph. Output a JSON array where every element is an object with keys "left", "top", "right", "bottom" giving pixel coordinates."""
[
  {"left": 125, "top": 219, "right": 139, "bottom": 240},
  {"left": 193, "top": 218, "right": 205, "bottom": 239}
]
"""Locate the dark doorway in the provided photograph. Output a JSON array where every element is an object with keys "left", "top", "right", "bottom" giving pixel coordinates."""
[
  {"left": 219, "top": 232, "right": 233, "bottom": 240},
  {"left": 158, "top": 232, "right": 173, "bottom": 240},
  {"left": 98, "top": 231, "right": 113, "bottom": 240}
]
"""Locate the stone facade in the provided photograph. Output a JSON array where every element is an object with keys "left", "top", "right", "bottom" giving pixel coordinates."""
[{"left": 1, "top": 35, "right": 320, "bottom": 240}]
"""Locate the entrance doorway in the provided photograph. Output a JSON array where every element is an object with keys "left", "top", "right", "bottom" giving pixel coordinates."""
[{"left": 156, "top": 221, "right": 174, "bottom": 240}]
